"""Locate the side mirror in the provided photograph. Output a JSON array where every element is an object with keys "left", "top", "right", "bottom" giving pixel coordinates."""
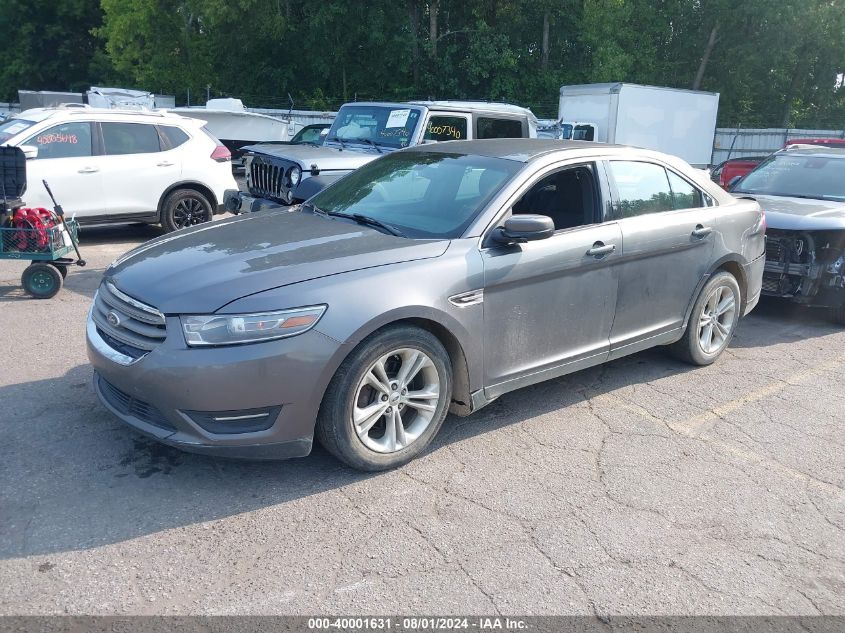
[
  {"left": 20, "top": 145, "right": 38, "bottom": 160},
  {"left": 492, "top": 214, "right": 555, "bottom": 244},
  {"left": 727, "top": 175, "right": 742, "bottom": 190}
]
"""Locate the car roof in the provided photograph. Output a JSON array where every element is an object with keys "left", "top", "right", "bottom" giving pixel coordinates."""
[
  {"left": 405, "top": 138, "right": 620, "bottom": 162},
  {"left": 338, "top": 100, "right": 537, "bottom": 120},
  {"left": 779, "top": 145, "right": 845, "bottom": 158},
  {"left": 15, "top": 105, "right": 197, "bottom": 125}
]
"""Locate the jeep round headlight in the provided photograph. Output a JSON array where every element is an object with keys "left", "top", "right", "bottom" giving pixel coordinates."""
[
  {"left": 289, "top": 165, "right": 302, "bottom": 186},
  {"left": 181, "top": 305, "right": 326, "bottom": 346}
]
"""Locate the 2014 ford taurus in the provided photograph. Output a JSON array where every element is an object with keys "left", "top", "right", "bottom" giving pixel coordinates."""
[{"left": 87, "top": 139, "right": 766, "bottom": 471}]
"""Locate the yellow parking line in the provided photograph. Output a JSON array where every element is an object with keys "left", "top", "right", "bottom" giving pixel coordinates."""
[{"left": 595, "top": 354, "right": 845, "bottom": 494}]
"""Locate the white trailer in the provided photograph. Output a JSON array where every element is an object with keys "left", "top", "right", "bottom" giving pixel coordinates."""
[{"left": 558, "top": 83, "right": 720, "bottom": 167}]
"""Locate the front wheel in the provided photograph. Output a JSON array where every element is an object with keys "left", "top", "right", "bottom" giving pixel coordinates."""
[
  {"left": 670, "top": 271, "right": 741, "bottom": 366},
  {"left": 316, "top": 326, "right": 452, "bottom": 471},
  {"left": 160, "top": 189, "right": 213, "bottom": 233}
]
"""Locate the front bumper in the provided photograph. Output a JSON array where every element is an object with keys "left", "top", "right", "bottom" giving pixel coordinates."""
[
  {"left": 223, "top": 189, "right": 289, "bottom": 215},
  {"left": 87, "top": 315, "right": 343, "bottom": 459}
]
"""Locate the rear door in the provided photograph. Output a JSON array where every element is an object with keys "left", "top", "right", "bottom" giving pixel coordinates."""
[
  {"left": 97, "top": 121, "right": 180, "bottom": 217},
  {"left": 19, "top": 121, "right": 104, "bottom": 217},
  {"left": 605, "top": 160, "right": 718, "bottom": 358},
  {"left": 481, "top": 161, "right": 621, "bottom": 397}
]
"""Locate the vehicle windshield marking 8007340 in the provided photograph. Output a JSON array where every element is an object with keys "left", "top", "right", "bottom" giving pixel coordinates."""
[{"left": 87, "top": 139, "right": 766, "bottom": 471}]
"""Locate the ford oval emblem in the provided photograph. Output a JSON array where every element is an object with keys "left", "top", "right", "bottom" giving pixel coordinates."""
[{"left": 107, "top": 310, "right": 122, "bottom": 328}]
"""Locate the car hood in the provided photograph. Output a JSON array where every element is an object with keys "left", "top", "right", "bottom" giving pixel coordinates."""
[
  {"left": 106, "top": 211, "right": 449, "bottom": 314},
  {"left": 748, "top": 194, "right": 845, "bottom": 231},
  {"left": 243, "top": 143, "right": 381, "bottom": 172}
]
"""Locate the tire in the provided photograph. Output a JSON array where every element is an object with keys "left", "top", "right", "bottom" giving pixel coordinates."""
[
  {"left": 830, "top": 305, "right": 845, "bottom": 326},
  {"left": 670, "top": 271, "right": 741, "bottom": 366},
  {"left": 160, "top": 189, "right": 213, "bottom": 233},
  {"left": 316, "top": 325, "right": 452, "bottom": 471},
  {"left": 22, "top": 263, "right": 63, "bottom": 299},
  {"left": 55, "top": 264, "right": 69, "bottom": 279}
]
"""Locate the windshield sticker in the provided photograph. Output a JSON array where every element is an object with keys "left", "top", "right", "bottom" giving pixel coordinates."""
[
  {"left": 379, "top": 128, "right": 410, "bottom": 138},
  {"left": 3, "top": 122, "right": 29, "bottom": 135},
  {"left": 385, "top": 109, "right": 411, "bottom": 129}
]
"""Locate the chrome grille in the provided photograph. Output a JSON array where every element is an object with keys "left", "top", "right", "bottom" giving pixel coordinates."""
[
  {"left": 249, "top": 157, "right": 290, "bottom": 201},
  {"left": 92, "top": 281, "right": 166, "bottom": 355}
]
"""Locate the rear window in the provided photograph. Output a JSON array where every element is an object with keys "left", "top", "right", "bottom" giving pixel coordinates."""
[
  {"left": 477, "top": 117, "right": 523, "bottom": 139},
  {"left": 159, "top": 125, "right": 190, "bottom": 149},
  {"left": 102, "top": 122, "right": 161, "bottom": 155}
]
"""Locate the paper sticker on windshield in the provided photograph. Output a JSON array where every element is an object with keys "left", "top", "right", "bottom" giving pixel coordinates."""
[
  {"left": 3, "top": 122, "right": 29, "bottom": 135},
  {"left": 385, "top": 109, "right": 411, "bottom": 129}
]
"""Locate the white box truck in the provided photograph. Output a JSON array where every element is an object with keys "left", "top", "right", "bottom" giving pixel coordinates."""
[{"left": 557, "top": 83, "right": 720, "bottom": 167}]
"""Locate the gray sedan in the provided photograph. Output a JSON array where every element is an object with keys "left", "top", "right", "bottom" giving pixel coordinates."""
[{"left": 87, "top": 139, "right": 766, "bottom": 470}]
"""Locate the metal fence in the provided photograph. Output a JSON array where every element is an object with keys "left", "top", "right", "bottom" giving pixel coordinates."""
[{"left": 712, "top": 127, "right": 845, "bottom": 164}]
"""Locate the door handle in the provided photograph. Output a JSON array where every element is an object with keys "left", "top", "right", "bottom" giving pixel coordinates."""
[
  {"left": 157, "top": 161, "right": 174, "bottom": 167},
  {"left": 587, "top": 242, "right": 616, "bottom": 257},
  {"left": 692, "top": 225, "right": 712, "bottom": 238},
  {"left": 77, "top": 167, "right": 99, "bottom": 174}
]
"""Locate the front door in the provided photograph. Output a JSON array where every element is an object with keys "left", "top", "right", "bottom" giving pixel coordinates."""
[
  {"left": 20, "top": 121, "right": 104, "bottom": 217},
  {"left": 480, "top": 162, "right": 621, "bottom": 397}
]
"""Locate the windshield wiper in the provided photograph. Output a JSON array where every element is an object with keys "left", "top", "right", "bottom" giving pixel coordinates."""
[
  {"left": 303, "top": 202, "right": 404, "bottom": 236},
  {"left": 345, "top": 137, "right": 383, "bottom": 154},
  {"left": 349, "top": 213, "right": 403, "bottom": 236},
  {"left": 327, "top": 136, "right": 346, "bottom": 149}
]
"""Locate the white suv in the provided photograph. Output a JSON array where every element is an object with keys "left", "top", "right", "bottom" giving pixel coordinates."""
[{"left": 0, "top": 105, "right": 237, "bottom": 232}]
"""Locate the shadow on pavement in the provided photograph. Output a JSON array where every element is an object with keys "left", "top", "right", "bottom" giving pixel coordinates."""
[{"left": 0, "top": 348, "right": 696, "bottom": 560}]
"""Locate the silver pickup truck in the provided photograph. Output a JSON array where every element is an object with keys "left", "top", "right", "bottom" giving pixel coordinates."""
[{"left": 224, "top": 100, "right": 538, "bottom": 213}]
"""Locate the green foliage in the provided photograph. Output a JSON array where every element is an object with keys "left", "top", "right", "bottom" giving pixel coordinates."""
[{"left": 1, "top": 0, "right": 843, "bottom": 128}]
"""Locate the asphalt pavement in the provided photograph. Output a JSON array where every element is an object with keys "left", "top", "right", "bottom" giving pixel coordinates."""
[{"left": 0, "top": 220, "right": 843, "bottom": 615}]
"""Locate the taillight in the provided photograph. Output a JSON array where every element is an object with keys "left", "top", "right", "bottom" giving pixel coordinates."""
[{"left": 211, "top": 145, "right": 231, "bottom": 162}]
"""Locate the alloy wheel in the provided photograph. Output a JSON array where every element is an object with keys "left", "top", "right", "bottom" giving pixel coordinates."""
[
  {"left": 172, "top": 197, "right": 208, "bottom": 228},
  {"left": 352, "top": 348, "right": 442, "bottom": 453},
  {"left": 697, "top": 284, "right": 737, "bottom": 354}
]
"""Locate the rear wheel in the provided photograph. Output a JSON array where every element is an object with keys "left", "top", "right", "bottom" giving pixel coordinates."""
[
  {"left": 670, "top": 271, "right": 741, "bottom": 366},
  {"left": 22, "top": 263, "right": 63, "bottom": 299},
  {"left": 316, "top": 325, "right": 452, "bottom": 471},
  {"left": 160, "top": 189, "right": 213, "bottom": 233}
]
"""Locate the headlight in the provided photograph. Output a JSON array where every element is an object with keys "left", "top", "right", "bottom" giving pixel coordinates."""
[
  {"left": 181, "top": 305, "right": 326, "bottom": 347},
  {"left": 289, "top": 165, "right": 302, "bottom": 186}
]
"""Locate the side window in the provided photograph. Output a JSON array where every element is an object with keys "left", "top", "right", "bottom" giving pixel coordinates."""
[
  {"left": 512, "top": 164, "right": 598, "bottom": 231},
  {"left": 477, "top": 117, "right": 523, "bottom": 139},
  {"left": 666, "top": 169, "right": 703, "bottom": 209},
  {"left": 158, "top": 125, "right": 189, "bottom": 149},
  {"left": 608, "top": 161, "right": 674, "bottom": 219},
  {"left": 26, "top": 122, "right": 92, "bottom": 160},
  {"left": 424, "top": 116, "right": 468, "bottom": 142},
  {"left": 102, "top": 122, "right": 161, "bottom": 155}
]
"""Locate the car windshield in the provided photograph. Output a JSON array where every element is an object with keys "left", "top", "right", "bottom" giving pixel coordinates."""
[
  {"left": 326, "top": 105, "right": 422, "bottom": 149},
  {"left": 0, "top": 118, "right": 36, "bottom": 144},
  {"left": 734, "top": 153, "right": 845, "bottom": 201},
  {"left": 307, "top": 151, "right": 523, "bottom": 239}
]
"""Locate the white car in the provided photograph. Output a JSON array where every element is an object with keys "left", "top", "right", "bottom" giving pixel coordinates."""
[{"left": 0, "top": 105, "right": 237, "bottom": 232}]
